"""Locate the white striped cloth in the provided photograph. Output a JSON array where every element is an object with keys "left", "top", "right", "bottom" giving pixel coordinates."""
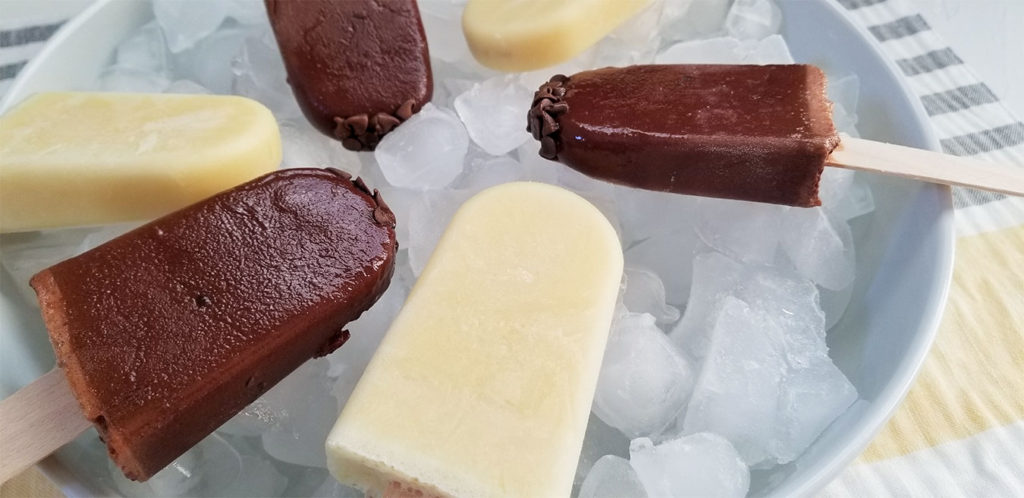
[
  {"left": 837, "top": 0, "right": 1024, "bottom": 236},
  {"left": 0, "top": 1, "right": 1022, "bottom": 497}
]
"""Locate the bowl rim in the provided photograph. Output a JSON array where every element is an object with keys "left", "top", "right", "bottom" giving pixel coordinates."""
[{"left": 1, "top": 0, "right": 955, "bottom": 496}]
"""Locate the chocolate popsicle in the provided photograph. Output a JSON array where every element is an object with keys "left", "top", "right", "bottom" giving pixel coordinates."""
[
  {"left": 265, "top": 0, "right": 433, "bottom": 151},
  {"left": 30, "top": 168, "right": 397, "bottom": 480},
  {"left": 528, "top": 65, "right": 841, "bottom": 207}
]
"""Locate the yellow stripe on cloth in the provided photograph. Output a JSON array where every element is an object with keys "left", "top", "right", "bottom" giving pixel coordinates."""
[
  {"left": 0, "top": 467, "right": 62, "bottom": 498},
  {"left": 859, "top": 224, "right": 1024, "bottom": 462}
]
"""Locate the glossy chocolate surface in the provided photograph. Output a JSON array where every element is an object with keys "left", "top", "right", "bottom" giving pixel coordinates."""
[
  {"left": 31, "top": 169, "right": 397, "bottom": 480},
  {"left": 266, "top": 0, "right": 432, "bottom": 151},
  {"left": 529, "top": 65, "right": 841, "bottom": 207}
]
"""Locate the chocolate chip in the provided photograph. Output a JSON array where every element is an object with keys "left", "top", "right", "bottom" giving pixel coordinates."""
[
  {"left": 396, "top": 99, "right": 415, "bottom": 120},
  {"left": 333, "top": 116, "right": 353, "bottom": 139},
  {"left": 548, "top": 102, "right": 569, "bottom": 115},
  {"left": 374, "top": 113, "right": 401, "bottom": 134},
  {"left": 542, "top": 113, "right": 559, "bottom": 136},
  {"left": 345, "top": 114, "right": 369, "bottom": 136},
  {"left": 341, "top": 138, "right": 364, "bottom": 151},
  {"left": 540, "top": 137, "right": 557, "bottom": 159}
]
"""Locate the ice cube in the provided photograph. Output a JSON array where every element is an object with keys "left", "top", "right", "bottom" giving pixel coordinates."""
[
  {"left": 259, "top": 361, "right": 339, "bottom": 468},
  {"left": 614, "top": 186, "right": 700, "bottom": 246},
  {"left": 669, "top": 251, "right": 748, "bottom": 358},
  {"left": 176, "top": 27, "right": 249, "bottom": 94},
  {"left": 407, "top": 189, "right": 474, "bottom": 275},
  {"left": 818, "top": 168, "right": 856, "bottom": 209},
  {"left": 279, "top": 119, "right": 362, "bottom": 175},
  {"left": 656, "top": 37, "right": 744, "bottom": 64},
  {"left": 828, "top": 74, "right": 861, "bottom": 135},
  {"left": 223, "top": 455, "right": 288, "bottom": 498},
  {"left": 623, "top": 227, "right": 702, "bottom": 307},
  {"left": 99, "top": 65, "right": 171, "bottom": 93},
  {"left": 681, "top": 296, "right": 786, "bottom": 465},
  {"left": 153, "top": 0, "right": 229, "bottom": 53},
  {"left": 629, "top": 433, "right": 749, "bottom": 498},
  {"left": 724, "top": 0, "right": 782, "bottom": 40},
  {"left": 747, "top": 34, "right": 794, "bottom": 63},
  {"left": 622, "top": 268, "right": 681, "bottom": 324},
  {"left": 0, "top": 226, "right": 133, "bottom": 307},
  {"left": 820, "top": 283, "right": 854, "bottom": 330},
  {"left": 225, "top": 0, "right": 269, "bottom": 26},
  {"left": 593, "top": 0, "right": 665, "bottom": 66},
  {"left": 165, "top": 79, "right": 211, "bottom": 94},
  {"left": 216, "top": 396, "right": 281, "bottom": 437},
  {"left": 115, "top": 21, "right": 170, "bottom": 74},
  {"left": 516, "top": 141, "right": 561, "bottom": 184},
  {"left": 579, "top": 455, "right": 648, "bottom": 498},
  {"left": 660, "top": 0, "right": 730, "bottom": 42},
  {"left": 453, "top": 75, "right": 533, "bottom": 156},
  {"left": 232, "top": 31, "right": 299, "bottom": 119},
  {"left": 454, "top": 155, "right": 524, "bottom": 192},
  {"left": 780, "top": 208, "right": 855, "bottom": 290},
  {"left": 419, "top": 0, "right": 472, "bottom": 64},
  {"left": 326, "top": 267, "right": 412, "bottom": 382},
  {"left": 434, "top": 77, "right": 477, "bottom": 109},
  {"left": 574, "top": 414, "right": 631, "bottom": 490},
  {"left": 108, "top": 433, "right": 242, "bottom": 497},
  {"left": 771, "top": 355, "right": 857, "bottom": 462},
  {"left": 694, "top": 197, "right": 788, "bottom": 265},
  {"left": 593, "top": 313, "right": 696, "bottom": 438},
  {"left": 375, "top": 104, "right": 469, "bottom": 190},
  {"left": 830, "top": 174, "right": 875, "bottom": 221}
]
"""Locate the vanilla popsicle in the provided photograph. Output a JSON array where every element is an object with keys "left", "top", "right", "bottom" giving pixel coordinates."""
[
  {"left": 0, "top": 92, "right": 281, "bottom": 233},
  {"left": 462, "top": 0, "right": 651, "bottom": 71},
  {"left": 326, "top": 182, "right": 623, "bottom": 497}
]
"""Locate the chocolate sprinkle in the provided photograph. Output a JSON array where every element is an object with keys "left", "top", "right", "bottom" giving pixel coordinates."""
[
  {"left": 332, "top": 99, "right": 422, "bottom": 152},
  {"left": 527, "top": 75, "right": 569, "bottom": 160}
]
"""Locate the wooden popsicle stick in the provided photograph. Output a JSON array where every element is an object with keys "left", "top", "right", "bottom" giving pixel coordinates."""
[
  {"left": 0, "top": 368, "right": 91, "bottom": 484},
  {"left": 827, "top": 137, "right": 1024, "bottom": 196}
]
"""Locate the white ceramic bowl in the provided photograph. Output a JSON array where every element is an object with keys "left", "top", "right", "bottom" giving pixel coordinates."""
[{"left": 0, "top": 0, "right": 954, "bottom": 496}]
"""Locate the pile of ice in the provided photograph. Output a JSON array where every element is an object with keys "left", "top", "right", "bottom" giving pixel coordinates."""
[{"left": 0, "top": 0, "right": 874, "bottom": 496}]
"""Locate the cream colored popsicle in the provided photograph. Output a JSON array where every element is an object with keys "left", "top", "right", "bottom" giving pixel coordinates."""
[
  {"left": 0, "top": 92, "right": 281, "bottom": 233},
  {"left": 326, "top": 182, "right": 624, "bottom": 497},
  {"left": 462, "top": 0, "right": 651, "bottom": 71}
]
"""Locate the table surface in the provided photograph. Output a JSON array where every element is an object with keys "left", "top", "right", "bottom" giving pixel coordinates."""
[{"left": 916, "top": 0, "right": 1024, "bottom": 119}]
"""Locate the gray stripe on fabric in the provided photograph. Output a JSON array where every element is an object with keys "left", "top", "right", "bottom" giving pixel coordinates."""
[
  {"left": 940, "top": 122, "right": 1024, "bottom": 156},
  {"left": 954, "top": 188, "right": 1006, "bottom": 208},
  {"left": 896, "top": 48, "right": 964, "bottom": 76},
  {"left": 0, "top": 60, "right": 28, "bottom": 80},
  {"left": 869, "top": 15, "right": 931, "bottom": 42},
  {"left": 0, "top": 22, "right": 64, "bottom": 48},
  {"left": 921, "top": 83, "right": 1001, "bottom": 116},
  {"left": 837, "top": 0, "right": 888, "bottom": 9}
]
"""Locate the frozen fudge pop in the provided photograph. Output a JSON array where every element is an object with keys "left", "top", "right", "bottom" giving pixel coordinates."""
[
  {"left": 326, "top": 183, "right": 623, "bottom": 497},
  {"left": 265, "top": 0, "right": 432, "bottom": 151},
  {"left": 463, "top": 0, "right": 651, "bottom": 71},
  {"left": 31, "top": 169, "right": 397, "bottom": 480},
  {"left": 528, "top": 65, "right": 841, "bottom": 207},
  {"left": 0, "top": 92, "right": 280, "bottom": 233}
]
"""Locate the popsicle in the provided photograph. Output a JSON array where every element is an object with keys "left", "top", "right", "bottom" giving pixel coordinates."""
[
  {"left": 265, "top": 0, "right": 433, "bottom": 151},
  {"left": 527, "top": 65, "right": 1024, "bottom": 205},
  {"left": 0, "top": 92, "right": 281, "bottom": 233},
  {"left": 462, "top": 0, "right": 651, "bottom": 71},
  {"left": 1, "top": 168, "right": 397, "bottom": 482},
  {"left": 326, "top": 182, "right": 623, "bottom": 497}
]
